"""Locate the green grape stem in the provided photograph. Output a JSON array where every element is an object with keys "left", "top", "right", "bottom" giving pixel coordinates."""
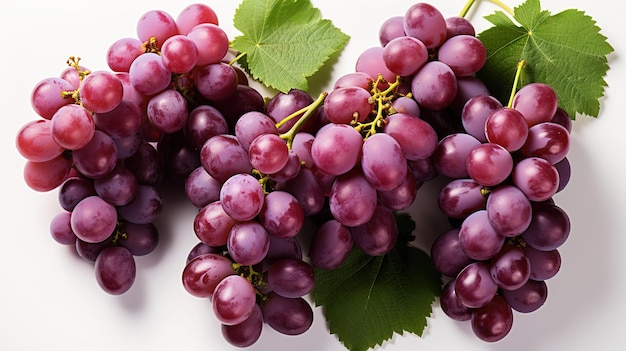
[
  {"left": 352, "top": 75, "right": 403, "bottom": 139},
  {"left": 278, "top": 91, "right": 327, "bottom": 149},
  {"left": 508, "top": 60, "right": 526, "bottom": 108},
  {"left": 232, "top": 262, "right": 268, "bottom": 298},
  {"left": 459, "top": 0, "right": 515, "bottom": 18}
]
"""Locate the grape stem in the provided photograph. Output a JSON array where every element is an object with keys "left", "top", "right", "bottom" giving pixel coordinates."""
[
  {"left": 278, "top": 91, "right": 327, "bottom": 149},
  {"left": 232, "top": 262, "right": 268, "bottom": 299},
  {"left": 508, "top": 60, "right": 526, "bottom": 108},
  {"left": 459, "top": 0, "right": 515, "bottom": 18},
  {"left": 353, "top": 75, "right": 402, "bottom": 139}
]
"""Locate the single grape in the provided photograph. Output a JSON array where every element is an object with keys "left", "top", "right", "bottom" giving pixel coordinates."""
[
  {"left": 267, "top": 258, "right": 315, "bottom": 298},
  {"left": 95, "top": 246, "right": 136, "bottom": 295},
  {"left": 259, "top": 191, "right": 304, "bottom": 239},
  {"left": 501, "top": 279, "right": 548, "bottom": 313},
  {"left": 227, "top": 220, "right": 270, "bottom": 266},
  {"left": 80, "top": 70, "right": 123, "bottom": 114},
  {"left": 512, "top": 83, "right": 558, "bottom": 127},
  {"left": 512, "top": 157, "right": 560, "bottom": 202},
  {"left": 195, "top": 63, "right": 238, "bottom": 102},
  {"left": 323, "top": 86, "right": 373, "bottom": 124},
  {"left": 455, "top": 261, "right": 499, "bottom": 309},
  {"left": 176, "top": 3, "right": 219, "bottom": 35},
  {"left": 382, "top": 36, "right": 428, "bottom": 77},
  {"left": 117, "top": 222, "right": 159, "bottom": 256},
  {"left": 485, "top": 108, "right": 529, "bottom": 152},
  {"left": 486, "top": 185, "right": 532, "bottom": 237},
  {"left": 117, "top": 185, "right": 163, "bottom": 225},
  {"left": 30, "top": 77, "right": 74, "bottom": 119},
  {"left": 445, "top": 16, "right": 476, "bottom": 38},
  {"left": 50, "top": 104, "right": 95, "bottom": 150},
  {"left": 308, "top": 219, "right": 353, "bottom": 270},
  {"left": 106, "top": 37, "right": 144, "bottom": 72},
  {"left": 70, "top": 195, "right": 117, "bottom": 243},
  {"left": 438, "top": 178, "right": 487, "bottom": 219},
  {"left": 521, "top": 201, "right": 570, "bottom": 251},
  {"left": 185, "top": 166, "right": 221, "bottom": 208},
  {"left": 212, "top": 275, "right": 257, "bottom": 326},
  {"left": 129, "top": 53, "right": 171, "bottom": 96},
  {"left": 403, "top": 2, "right": 447, "bottom": 48},
  {"left": 200, "top": 134, "right": 253, "bottom": 182},
  {"left": 437, "top": 35, "right": 487, "bottom": 76},
  {"left": 221, "top": 304, "right": 263, "bottom": 348},
  {"left": 194, "top": 201, "right": 237, "bottom": 247},
  {"left": 490, "top": 245, "right": 531, "bottom": 290},
  {"left": 440, "top": 278, "right": 472, "bottom": 321},
  {"left": 182, "top": 253, "right": 234, "bottom": 298},
  {"left": 355, "top": 46, "right": 397, "bottom": 84},
  {"left": 220, "top": 173, "right": 264, "bottom": 222},
  {"left": 377, "top": 170, "right": 419, "bottom": 211},
  {"left": 351, "top": 204, "right": 398, "bottom": 256},
  {"left": 161, "top": 34, "right": 198, "bottom": 74},
  {"left": 379, "top": 15, "right": 406, "bottom": 46},
  {"left": 520, "top": 122, "right": 570, "bottom": 164},
  {"left": 23, "top": 155, "right": 72, "bottom": 192},
  {"left": 411, "top": 61, "right": 458, "bottom": 111},
  {"left": 329, "top": 168, "right": 378, "bottom": 227},
  {"left": 261, "top": 292, "right": 313, "bottom": 336},
  {"left": 93, "top": 100, "right": 143, "bottom": 139},
  {"left": 93, "top": 163, "right": 138, "bottom": 206},
  {"left": 16, "top": 119, "right": 65, "bottom": 162},
  {"left": 383, "top": 113, "right": 438, "bottom": 161},
  {"left": 248, "top": 133, "right": 290, "bottom": 175},
  {"left": 459, "top": 210, "right": 505, "bottom": 261},
  {"left": 49, "top": 211, "right": 77, "bottom": 245},
  {"left": 470, "top": 295, "right": 514, "bottom": 342},
  {"left": 431, "top": 228, "right": 474, "bottom": 277},
  {"left": 524, "top": 245, "right": 561, "bottom": 281},
  {"left": 466, "top": 143, "right": 513, "bottom": 186},
  {"left": 311, "top": 123, "right": 363, "bottom": 176},
  {"left": 461, "top": 94, "right": 503, "bottom": 143},
  {"left": 361, "top": 132, "right": 407, "bottom": 191},
  {"left": 186, "top": 23, "right": 229, "bottom": 66}
]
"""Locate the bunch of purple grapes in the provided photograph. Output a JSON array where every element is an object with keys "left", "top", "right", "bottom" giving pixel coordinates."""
[{"left": 363, "top": 2, "right": 573, "bottom": 343}]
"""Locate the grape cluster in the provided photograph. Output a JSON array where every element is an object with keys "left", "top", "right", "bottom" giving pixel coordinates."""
[
  {"left": 353, "top": 1, "right": 573, "bottom": 343},
  {"left": 15, "top": 0, "right": 576, "bottom": 347}
]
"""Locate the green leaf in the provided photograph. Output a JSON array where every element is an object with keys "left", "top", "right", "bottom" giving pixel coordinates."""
[
  {"left": 231, "top": 0, "right": 350, "bottom": 93},
  {"left": 476, "top": 0, "right": 614, "bottom": 118},
  {"left": 311, "top": 213, "right": 442, "bottom": 351}
]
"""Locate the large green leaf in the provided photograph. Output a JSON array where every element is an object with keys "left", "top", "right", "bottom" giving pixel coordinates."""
[
  {"left": 477, "top": 0, "right": 614, "bottom": 118},
  {"left": 231, "top": 0, "right": 349, "bottom": 93},
  {"left": 311, "top": 213, "right": 442, "bottom": 351}
]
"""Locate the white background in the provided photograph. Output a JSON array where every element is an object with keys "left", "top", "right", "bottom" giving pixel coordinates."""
[{"left": 1, "top": 0, "right": 624, "bottom": 350}]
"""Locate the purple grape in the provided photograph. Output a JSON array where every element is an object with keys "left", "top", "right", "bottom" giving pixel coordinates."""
[
  {"left": 267, "top": 258, "right": 315, "bottom": 298},
  {"left": 261, "top": 292, "right": 313, "bottom": 336},
  {"left": 403, "top": 2, "right": 447, "bottom": 48},
  {"left": 329, "top": 168, "right": 377, "bottom": 227},
  {"left": 438, "top": 178, "right": 487, "bottom": 219},
  {"left": 361, "top": 132, "right": 407, "bottom": 191},
  {"left": 430, "top": 228, "right": 473, "bottom": 277},
  {"left": 212, "top": 275, "right": 257, "bottom": 326},
  {"left": 58, "top": 176, "right": 96, "bottom": 212},
  {"left": 512, "top": 157, "right": 560, "bottom": 202},
  {"left": 200, "top": 134, "right": 253, "bottom": 183},
  {"left": 117, "top": 222, "right": 159, "bottom": 256},
  {"left": 383, "top": 113, "right": 438, "bottom": 161},
  {"left": 95, "top": 246, "right": 136, "bottom": 295},
  {"left": 520, "top": 122, "right": 570, "bottom": 164},
  {"left": 524, "top": 245, "right": 561, "bottom": 281},
  {"left": 351, "top": 205, "right": 398, "bottom": 256},
  {"left": 432, "top": 133, "right": 481, "bottom": 179},
  {"left": 437, "top": 35, "right": 487, "bottom": 76},
  {"left": 501, "top": 279, "right": 548, "bottom": 313},
  {"left": 512, "top": 83, "right": 558, "bottom": 127},
  {"left": 379, "top": 15, "right": 406, "bottom": 46},
  {"left": 486, "top": 185, "right": 532, "bottom": 237},
  {"left": 490, "top": 245, "right": 531, "bottom": 290},
  {"left": 485, "top": 108, "right": 529, "bottom": 152},
  {"left": 227, "top": 220, "right": 270, "bottom": 265},
  {"left": 117, "top": 185, "right": 162, "bottom": 225},
  {"left": 521, "top": 201, "right": 570, "bottom": 251},
  {"left": 309, "top": 219, "right": 354, "bottom": 270},
  {"left": 461, "top": 94, "right": 503, "bottom": 143},
  {"left": 220, "top": 173, "right": 264, "bottom": 222},
  {"left": 49, "top": 211, "right": 77, "bottom": 245},
  {"left": 186, "top": 23, "right": 229, "bottom": 66},
  {"left": 466, "top": 143, "right": 513, "bottom": 187},
  {"left": 182, "top": 253, "right": 234, "bottom": 298},
  {"left": 221, "top": 304, "right": 263, "bottom": 348},
  {"left": 70, "top": 195, "right": 118, "bottom": 243},
  {"left": 440, "top": 278, "right": 471, "bottom": 321},
  {"left": 259, "top": 191, "right": 304, "bottom": 239},
  {"left": 311, "top": 123, "right": 363, "bottom": 176},
  {"left": 455, "top": 261, "right": 498, "bottom": 309},
  {"left": 411, "top": 61, "right": 457, "bottom": 111},
  {"left": 93, "top": 163, "right": 138, "bottom": 206},
  {"left": 194, "top": 201, "right": 237, "bottom": 247},
  {"left": 470, "top": 295, "right": 513, "bottom": 342},
  {"left": 459, "top": 210, "right": 505, "bottom": 261}
]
